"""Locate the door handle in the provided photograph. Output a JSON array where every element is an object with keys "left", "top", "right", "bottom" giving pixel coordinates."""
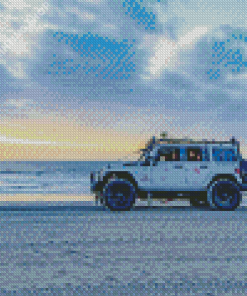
[
  {"left": 200, "top": 166, "right": 207, "bottom": 169},
  {"left": 174, "top": 165, "right": 183, "bottom": 169}
]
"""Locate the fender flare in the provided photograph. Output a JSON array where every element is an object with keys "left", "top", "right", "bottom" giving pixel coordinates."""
[
  {"left": 103, "top": 171, "right": 139, "bottom": 192},
  {"left": 207, "top": 174, "right": 240, "bottom": 190}
]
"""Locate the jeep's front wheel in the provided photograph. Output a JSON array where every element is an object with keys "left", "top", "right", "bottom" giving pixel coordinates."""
[
  {"left": 103, "top": 178, "right": 137, "bottom": 211},
  {"left": 207, "top": 179, "right": 242, "bottom": 211}
]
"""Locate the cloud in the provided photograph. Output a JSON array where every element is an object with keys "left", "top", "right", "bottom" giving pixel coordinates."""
[
  {"left": 0, "top": 0, "right": 173, "bottom": 105},
  {"left": 2, "top": 0, "right": 31, "bottom": 10},
  {"left": 122, "top": 0, "right": 156, "bottom": 30},
  {"left": 3, "top": 98, "right": 34, "bottom": 107},
  {"left": 25, "top": 29, "right": 142, "bottom": 106},
  {"left": 0, "top": 0, "right": 50, "bottom": 57},
  {"left": 141, "top": 26, "right": 209, "bottom": 78},
  {"left": 0, "top": 64, "right": 23, "bottom": 98},
  {"left": 0, "top": 134, "right": 103, "bottom": 146},
  {"left": 50, "top": 32, "right": 136, "bottom": 80},
  {"left": 178, "top": 26, "right": 209, "bottom": 47},
  {"left": 134, "top": 25, "right": 247, "bottom": 120},
  {"left": 1, "top": 0, "right": 247, "bottom": 127}
]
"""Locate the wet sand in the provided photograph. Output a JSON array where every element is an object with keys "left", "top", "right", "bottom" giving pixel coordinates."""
[
  {"left": 0, "top": 200, "right": 247, "bottom": 295},
  {"left": 0, "top": 193, "right": 246, "bottom": 208}
]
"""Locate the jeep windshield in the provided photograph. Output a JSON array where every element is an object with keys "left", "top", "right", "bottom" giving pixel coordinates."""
[
  {"left": 137, "top": 149, "right": 153, "bottom": 162},
  {"left": 117, "top": 150, "right": 148, "bottom": 162}
]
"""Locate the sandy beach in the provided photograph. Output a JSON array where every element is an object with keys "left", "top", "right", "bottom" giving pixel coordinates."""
[
  {"left": 0, "top": 192, "right": 246, "bottom": 208},
  {"left": 0, "top": 199, "right": 247, "bottom": 295}
]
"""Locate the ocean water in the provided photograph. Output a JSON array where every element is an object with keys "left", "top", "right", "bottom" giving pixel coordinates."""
[{"left": 0, "top": 161, "right": 119, "bottom": 195}]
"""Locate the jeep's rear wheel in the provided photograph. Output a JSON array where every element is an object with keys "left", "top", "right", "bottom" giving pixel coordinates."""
[
  {"left": 207, "top": 179, "right": 241, "bottom": 211},
  {"left": 103, "top": 178, "right": 136, "bottom": 211}
]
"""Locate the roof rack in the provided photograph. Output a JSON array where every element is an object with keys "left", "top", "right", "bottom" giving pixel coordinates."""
[
  {"left": 139, "top": 136, "right": 240, "bottom": 154},
  {"left": 156, "top": 137, "right": 239, "bottom": 145}
]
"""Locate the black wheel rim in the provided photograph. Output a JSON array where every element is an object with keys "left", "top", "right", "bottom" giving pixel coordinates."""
[
  {"left": 213, "top": 182, "right": 238, "bottom": 208},
  {"left": 105, "top": 181, "right": 135, "bottom": 209}
]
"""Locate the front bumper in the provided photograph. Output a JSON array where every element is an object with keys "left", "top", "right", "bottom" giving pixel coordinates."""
[{"left": 90, "top": 172, "right": 103, "bottom": 193}]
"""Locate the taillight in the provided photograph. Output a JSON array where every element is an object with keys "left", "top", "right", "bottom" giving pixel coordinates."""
[{"left": 235, "top": 168, "right": 240, "bottom": 174}]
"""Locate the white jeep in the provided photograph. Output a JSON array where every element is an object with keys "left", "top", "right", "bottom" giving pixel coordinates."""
[{"left": 90, "top": 136, "right": 244, "bottom": 211}]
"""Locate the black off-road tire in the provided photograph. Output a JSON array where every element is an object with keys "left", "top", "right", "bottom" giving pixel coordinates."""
[
  {"left": 207, "top": 179, "right": 242, "bottom": 211},
  {"left": 103, "top": 178, "right": 137, "bottom": 211}
]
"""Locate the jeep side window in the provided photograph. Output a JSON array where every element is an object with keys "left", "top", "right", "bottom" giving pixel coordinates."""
[
  {"left": 212, "top": 148, "right": 237, "bottom": 161},
  {"left": 156, "top": 147, "right": 180, "bottom": 161},
  {"left": 187, "top": 148, "right": 202, "bottom": 161}
]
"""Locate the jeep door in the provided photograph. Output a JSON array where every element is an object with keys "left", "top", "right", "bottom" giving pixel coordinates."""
[
  {"left": 183, "top": 146, "right": 210, "bottom": 190},
  {"left": 151, "top": 146, "right": 186, "bottom": 191}
]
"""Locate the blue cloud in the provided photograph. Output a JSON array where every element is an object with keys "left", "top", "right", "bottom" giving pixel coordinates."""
[
  {"left": 122, "top": 0, "right": 155, "bottom": 30},
  {"left": 49, "top": 32, "right": 136, "bottom": 80},
  {"left": 25, "top": 29, "right": 142, "bottom": 106},
  {"left": 174, "top": 26, "right": 247, "bottom": 85},
  {"left": 3, "top": 0, "right": 247, "bottom": 124},
  {"left": 24, "top": 24, "right": 247, "bottom": 118},
  {"left": 208, "top": 34, "right": 247, "bottom": 79}
]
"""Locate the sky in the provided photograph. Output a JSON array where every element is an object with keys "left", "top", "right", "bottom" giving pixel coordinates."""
[{"left": 1, "top": 0, "right": 247, "bottom": 160}]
